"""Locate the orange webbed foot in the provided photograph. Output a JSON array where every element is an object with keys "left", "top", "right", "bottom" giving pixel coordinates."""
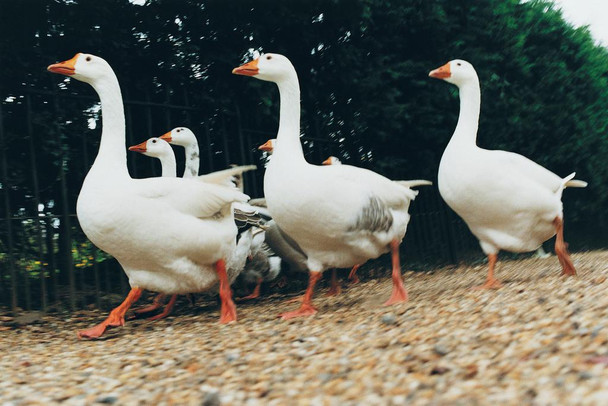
[
  {"left": 279, "top": 303, "right": 317, "bottom": 320},
  {"left": 383, "top": 283, "right": 408, "bottom": 306},
  {"left": 472, "top": 278, "right": 503, "bottom": 290},
  {"left": 239, "top": 280, "right": 262, "bottom": 301},
  {"left": 77, "top": 324, "right": 109, "bottom": 339},
  {"left": 77, "top": 318, "right": 123, "bottom": 339},
  {"left": 325, "top": 285, "right": 342, "bottom": 297},
  {"left": 219, "top": 299, "right": 237, "bottom": 324}
]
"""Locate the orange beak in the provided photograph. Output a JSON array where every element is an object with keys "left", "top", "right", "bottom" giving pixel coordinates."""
[
  {"left": 232, "top": 59, "right": 259, "bottom": 76},
  {"left": 429, "top": 62, "right": 451, "bottom": 79},
  {"left": 159, "top": 131, "right": 172, "bottom": 143},
  {"left": 128, "top": 140, "right": 147, "bottom": 153},
  {"left": 322, "top": 157, "right": 332, "bottom": 165},
  {"left": 258, "top": 140, "right": 274, "bottom": 152},
  {"left": 47, "top": 53, "right": 80, "bottom": 76}
]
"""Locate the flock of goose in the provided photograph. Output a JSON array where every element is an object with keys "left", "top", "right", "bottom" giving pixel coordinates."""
[{"left": 46, "top": 52, "right": 586, "bottom": 339}]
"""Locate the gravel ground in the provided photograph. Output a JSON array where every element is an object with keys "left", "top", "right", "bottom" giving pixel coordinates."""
[{"left": 2, "top": 250, "right": 608, "bottom": 405}]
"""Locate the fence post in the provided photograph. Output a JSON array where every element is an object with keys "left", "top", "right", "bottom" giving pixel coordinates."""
[
  {"left": 220, "top": 113, "right": 231, "bottom": 167},
  {"left": 45, "top": 216, "right": 59, "bottom": 306},
  {"left": 0, "top": 101, "right": 18, "bottom": 312},
  {"left": 26, "top": 94, "right": 47, "bottom": 312},
  {"left": 144, "top": 90, "right": 157, "bottom": 175},
  {"left": 164, "top": 87, "right": 172, "bottom": 130},
  {"left": 233, "top": 102, "right": 258, "bottom": 196},
  {"left": 51, "top": 88, "right": 76, "bottom": 311},
  {"left": 204, "top": 121, "right": 214, "bottom": 173},
  {"left": 124, "top": 90, "right": 139, "bottom": 178}
]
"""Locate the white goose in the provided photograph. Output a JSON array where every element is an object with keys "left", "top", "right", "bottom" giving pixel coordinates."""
[
  {"left": 233, "top": 53, "right": 425, "bottom": 319},
  {"left": 48, "top": 53, "right": 254, "bottom": 338},
  {"left": 127, "top": 137, "right": 254, "bottom": 320},
  {"left": 159, "top": 127, "right": 199, "bottom": 177},
  {"left": 127, "top": 137, "right": 179, "bottom": 320},
  {"left": 429, "top": 59, "right": 587, "bottom": 289},
  {"left": 129, "top": 137, "right": 177, "bottom": 177}
]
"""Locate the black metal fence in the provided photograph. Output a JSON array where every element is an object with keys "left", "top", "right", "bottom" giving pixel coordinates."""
[{"left": 0, "top": 87, "right": 480, "bottom": 313}]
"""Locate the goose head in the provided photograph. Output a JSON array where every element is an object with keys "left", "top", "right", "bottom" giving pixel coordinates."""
[
  {"left": 128, "top": 137, "right": 173, "bottom": 159},
  {"left": 429, "top": 59, "right": 478, "bottom": 86},
  {"left": 159, "top": 127, "right": 197, "bottom": 147},
  {"left": 322, "top": 156, "right": 342, "bottom": 166},
  {"left": 233, "top": 53, "right": 296, "bottom": 83},
  {"left": 258, "top": 139, "right": 276, "bottom": 152},
  {"left": 47, "top": 53, "right": 114, "bottom": 85}
]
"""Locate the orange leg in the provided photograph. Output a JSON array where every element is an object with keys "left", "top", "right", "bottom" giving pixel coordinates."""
[
  {"left": 473, "top": 253, "right": 503, "bottom": 289},
  {"left": 77, "top": 287, "right": 143, "bottom": 339},
  {"left": 326, "top": 269, "right": 342, "bottom": 296},
  {"left": 241, "top": 278, "right": 263, "bottom": 300},
  {"left": 279, "top": 271, "right": 322, "bottom": 319},
  {"left": 554, "top": 217, "right": 577, "bottom": 276},
  {"left": 384, "top": 239, "right": 409, "bottom": 305},
  {"left": 216, "top": 259, "right": 237, "bottom": 323},
  {"left": 147, "top": 295, "right": 178, "bottom": 321},
  {"left": 348, "top": 264, "right": 361, "bottom": 284},
  {"left": 134, "top": 293, "right": 166, "bottom": 314}
]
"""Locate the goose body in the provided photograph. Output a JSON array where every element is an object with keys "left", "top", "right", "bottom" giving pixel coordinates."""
[
  {"left": 438, "top": 146, "right": 573, "bottom": 253},
  {"left": 127, "top": 137, "right": 254, "bottom": 318},
  {"left": 264, "top": 158, "right": 416, "bottom": 268},
  {"left": 48, "top": 53, "right": 251, "bottom": 337},
  {"left": 234, "top": 53, "right": 426, "bottom": 317},
  {"left": 429, "top": 59, "right": 586, "bottom": 287}
]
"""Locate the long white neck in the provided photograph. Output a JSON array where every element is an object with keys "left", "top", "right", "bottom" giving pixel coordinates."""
[
  {"left": 183, "top": 142, "right": 200, "bottom": 178},
  {"left": 448, "top": 78, "right": 481, "bottom": 149},
  {"left": 90, "top": 75, "right": 129, "bottom": 177},
  {"left": 157, "top": 154, "right": 177, "bottom": 177},
  {"left": 272, "top": 74, "right": 306, "bottom": 163}
]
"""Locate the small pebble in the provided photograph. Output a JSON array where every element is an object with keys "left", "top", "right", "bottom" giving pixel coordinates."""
[
  {"left": 381, "top": 313, "right": 397, "bottom": 325},
  {"left": 95, "top": 395, "right": 118, "bottom": 404},
  {"left": 433, "top": 345, "right": 450, "bottom": 356},
  {"left": 201, "top": 391, "right": 220, "bottom": 406}
]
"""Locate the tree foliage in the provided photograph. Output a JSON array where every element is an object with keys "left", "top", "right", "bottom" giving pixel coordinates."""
[{"left": 0, "top": 0, "right": 606, "bottom": 235}]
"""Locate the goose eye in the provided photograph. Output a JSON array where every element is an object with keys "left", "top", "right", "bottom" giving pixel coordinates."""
[
  {"left": 456, "top": 62, "right": 461, "bottom": 66},
  {"left": 266, "top": 55, "right": 272, "bottom": 60},
  {"left": 86, "top": 56, "right": 92, "bottom": 62},
  {"left": 152, "top": 139, "right": 157, "bottom": 143}
]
